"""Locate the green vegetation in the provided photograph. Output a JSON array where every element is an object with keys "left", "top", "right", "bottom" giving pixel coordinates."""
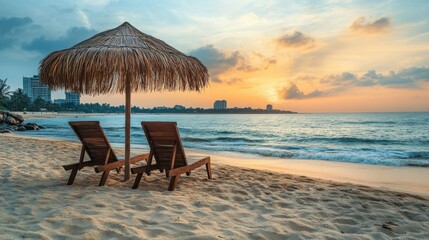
[
  {"left": 8, "top": 88, "right": 31, "bottom": 111},
  {"left": 0, "top": 78, "right": 52, "bottom": 112},
  {"left": 0, "top": 78, "right": 11, "bottom": 108}
]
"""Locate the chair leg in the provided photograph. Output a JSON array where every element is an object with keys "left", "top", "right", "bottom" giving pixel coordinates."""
[
  {"left": 67, "top": 168, "right": 79, "bottom": 185},
  {"left": 99, "top": 171, "right": 110, "bottom": 186},
  {"left": 165, "top": 170, "right": 169, "bottom": 178},
  {"left": 116, "top": 167, "right": 122, "bottom": 174},
  {"left": 168, "top": 175, "right": 180, "bottom": 191},
  {"left": 186, "top": 172, "right": 191, "bottom": 176},
  {"left": 132, "top": 173, "right": 143, "bottom": 189},
  {"left": 206, "top": 163, "right": 212, "bottom": 179}
]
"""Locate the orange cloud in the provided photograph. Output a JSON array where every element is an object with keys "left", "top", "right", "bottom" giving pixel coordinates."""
[
  {"left": 277, "top": 31, "right": 315, "bottom": 49},
  {"left": 350, "top": 17, "right": 390, "bottom": 34},
  {"left": 279, "top": 83, "right": 321, "bottom": 99},
  {"left": 279, "top": 67, "right": 429, "bottom": 100}
]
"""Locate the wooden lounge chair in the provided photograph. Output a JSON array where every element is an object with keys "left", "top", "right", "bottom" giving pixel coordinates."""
[
  {"left": 131, "top": 122, "right": 212, "bottom": 191},
  {"left": 64, "top": 121, "right": 148, "bottom": 186}
]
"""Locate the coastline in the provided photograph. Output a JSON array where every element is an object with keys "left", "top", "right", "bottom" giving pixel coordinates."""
[
  {"left": 8, "top": 125, "right": 429, "bottom": 197},
  {"left": 192, "top": 150, "right": 429, "bottom": 197},
  {"left": 14, "top": 112, "right": 121, "bottom": 120},
  {"left": 14, "top": 111, "right": 297, "bottom": 120}
]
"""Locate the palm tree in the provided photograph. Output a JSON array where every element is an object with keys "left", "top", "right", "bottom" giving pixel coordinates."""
[
  {"left": 8, "top": 89, "right": 31, "bottom": 111},
  {"left": 0, "top": 78, "right": 11, "bottom": 107},
  {"left": 31, "top": 97, "right": 47, "bottom": 111}
]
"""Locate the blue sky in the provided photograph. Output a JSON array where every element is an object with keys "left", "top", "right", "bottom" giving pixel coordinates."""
[{"left": 1, "top": 0, "right": 429, "bottom": 111}]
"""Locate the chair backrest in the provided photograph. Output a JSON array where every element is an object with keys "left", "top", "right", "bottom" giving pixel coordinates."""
[
  {"left": 69, "top": 121, "right": 118, "bottom": 165},
  {"left": 141, "top": 122, "right": 187, "bottom": 170}
]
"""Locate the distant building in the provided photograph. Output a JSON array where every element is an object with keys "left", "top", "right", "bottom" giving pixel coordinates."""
[
  {"left": 174, "top": 105, "right": 185, "bottom": 110},
  {"left": 23, "top": 75, "right": 51, "bottom": 102},
  {"left": 266, "top": 104, "right": 273, "bottom": 111},
  {"left": 54, "top": 99, "right": 67, "bottom": 105},
  {"left": 65, "top": 91, "right": 80, "bottom": 105},
  {"left": 213, "top": 100, "right": 227, "bottom": 110}
]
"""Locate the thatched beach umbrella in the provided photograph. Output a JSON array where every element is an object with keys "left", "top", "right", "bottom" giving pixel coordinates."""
[{"left": 39, "top": 22, "right": 209, "bottom": 180}]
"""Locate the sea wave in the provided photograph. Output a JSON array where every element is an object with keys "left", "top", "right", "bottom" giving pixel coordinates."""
[
  {"left": 343, "top": 120, "right": 397, "bottom": 125},
  {"left": 185, "top": 142, "right": 429, "bottom": 167},
  {"left": 103, "top": 126, "right": 142, "bottom": 132},
  {"left": 182, "top": 136, "right": 264, "bottom": 143},
  {"left": 182, "top": 137, "right": 210, "bottom": 142},
  {"left": 17, "top": 112, "right": 429, "bottom": 167},
  {"left": 403, "top": 151, "right": 429, "bottom": 160},
  {"left": 179, "top": 128, "right": 235, "bottom": 135},
  {"left": 299, "top": 137, "right": 401, "bottom": 145}
]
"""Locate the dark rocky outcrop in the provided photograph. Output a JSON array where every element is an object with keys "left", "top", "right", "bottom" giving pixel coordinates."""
[
  {"left": 24, "top": 123, "right": 43, "bottom": 130},
  {"left": 0, "top": 111, "right": 45, "bottom": 133},
  {"left": 5, "top": 115, "right": 19, "bottom": 125},
  {"left": 6, "top": 112, "right": 24, "bottom": 123},
  {"left": 1, "top": 111, "right": 24, "bottom": 125},
  {"left": 17, "top": 126, "right": 27, "bottom": 131},
  {"left": 0, "top": 129, "right": 12, "bottom": 134}
]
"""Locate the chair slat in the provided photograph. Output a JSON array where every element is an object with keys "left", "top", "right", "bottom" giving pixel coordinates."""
[
  {"left": 131, "top": 121, "right": 211, "bottom": 191},
  {"left": 65, "top": 121, "right": 147, "bottom": 186}
]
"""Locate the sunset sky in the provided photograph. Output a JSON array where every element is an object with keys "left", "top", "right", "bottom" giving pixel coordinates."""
[{"left": 1, "top": 0, "right": 428, "bottom": 112}]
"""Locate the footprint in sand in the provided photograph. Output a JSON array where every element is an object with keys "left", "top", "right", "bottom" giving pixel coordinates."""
[
  {"left": 333, "top": 218, "right": 358, "bottom": 225},
  {"left": 210, "top": 204, "right": 233, "bottom": 212}
]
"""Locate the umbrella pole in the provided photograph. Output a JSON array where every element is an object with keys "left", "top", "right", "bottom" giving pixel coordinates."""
[{"left": 124, "top": 79, "right": 131, "bottom": 181}]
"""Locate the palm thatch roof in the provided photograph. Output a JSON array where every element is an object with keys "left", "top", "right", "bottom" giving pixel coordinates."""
[{"left": 39, "top": 22, "right": 209, "bottom": 94}]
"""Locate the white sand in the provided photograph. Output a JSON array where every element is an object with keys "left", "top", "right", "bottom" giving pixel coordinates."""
[{"left": 0, "top": 134, "right": 428, "bottom": 239}]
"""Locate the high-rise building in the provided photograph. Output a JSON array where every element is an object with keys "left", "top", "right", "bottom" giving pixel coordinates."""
[
  {"left": 65, "top": 91, "right": 80, "bottom": 105},
  {"left": 54, "top": 99, "right": 67, "bottom": 105},
  {"left": 174, "top": 105, "right": 185, "bottom": 110},
  {"left": 23, "top": 75, "right": 51, "bottom": 102},
  {"left": 213, "top": 100, "right": 227, "bottom": 110},
  {"left": 266, "top": 104, "right": 273, "bottom": 111}
]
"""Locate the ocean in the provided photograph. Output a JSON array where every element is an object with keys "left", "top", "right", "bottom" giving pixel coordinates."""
[{"left": 17, "top": 112, "right": 429, "bottom": 167}]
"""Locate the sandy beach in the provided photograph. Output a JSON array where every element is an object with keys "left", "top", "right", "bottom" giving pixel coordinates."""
[{"left": 1, "top": 134, "right": 428, "bottom": 239}]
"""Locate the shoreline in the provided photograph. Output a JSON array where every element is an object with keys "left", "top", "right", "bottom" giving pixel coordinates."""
[
  {"left": 5, "top": 133, "right": 429, "bottom": 197},
  {"left": 15, "top": 112, "right": 120, "bottom": 119},
  {"left": 192, "top": 150, "right": 429, "bottom": 197}
]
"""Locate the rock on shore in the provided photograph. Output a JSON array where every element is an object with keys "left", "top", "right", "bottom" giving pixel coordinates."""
[{"left": 0, "top": 111, "right": 44, "bottom": 133}]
